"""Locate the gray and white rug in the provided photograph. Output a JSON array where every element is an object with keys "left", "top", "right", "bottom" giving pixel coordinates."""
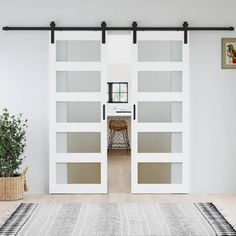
[{"left": 0, "top": 203, "right": 235, "bottom": 236}]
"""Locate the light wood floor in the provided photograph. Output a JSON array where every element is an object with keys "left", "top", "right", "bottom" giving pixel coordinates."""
[{"left": 1, "top": 152, "right": 236, "bottom": 227}]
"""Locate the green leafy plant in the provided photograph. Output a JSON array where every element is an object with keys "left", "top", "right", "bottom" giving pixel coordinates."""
[{"left": 0, "top": 109, "right": 27, "bottom": 177}]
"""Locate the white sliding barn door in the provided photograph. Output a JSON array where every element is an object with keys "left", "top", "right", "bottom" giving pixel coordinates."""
[
  {"left": 131, "top": 32, "right": 189, "bottom": 193},
  {"left": 49, "top": 31, "right": 107, "bottom": 193}
]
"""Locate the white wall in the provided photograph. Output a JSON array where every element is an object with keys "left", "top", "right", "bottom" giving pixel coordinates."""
[{"left": 0, "top": 0, "right": 236, "bottom": 193}]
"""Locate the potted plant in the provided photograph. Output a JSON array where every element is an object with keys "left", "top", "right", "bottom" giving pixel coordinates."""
[{"left": 0, "top": 108, "right": 28, "bottom": 201}]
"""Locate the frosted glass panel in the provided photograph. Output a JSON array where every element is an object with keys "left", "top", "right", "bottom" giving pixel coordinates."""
[
  {"left": 138, "top": 71, "right": 182, "bottom": 92},
  {"left": 138, "top": 41, "right": 182, "bottom": 62},
  {"left": 107, "top": 35, "right": 131, "bottom": 63},
  {"left": 56, "top": 102, "right": 101, "bottom": 123},
  {"left": 138, "top": 102, "right": 182, "bottom": 122},
  {"left": 56, "top": 72, "right": 101, "bottom": 92},
  {"left": 138, "top": 132, "right": 182, "bottom": 153},
  {"left": 56, "top": 132, "right": 101, "bottom": 153},
  {"left": 138, "top": 163, "right": 182, "bottom": 184},
  {"left": 56, "top": 163, "right": 101, "bottom": 184},
  {"left": 56, "top": 41, "right": 101, "bottom": 61}
]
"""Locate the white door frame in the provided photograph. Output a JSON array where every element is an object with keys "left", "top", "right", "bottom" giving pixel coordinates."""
[
  {"left": 49, "top": 31, "right": 107, "bottom": 193},
  {"left": 131, "top": 31, "right": 189, "bottom": 193}
]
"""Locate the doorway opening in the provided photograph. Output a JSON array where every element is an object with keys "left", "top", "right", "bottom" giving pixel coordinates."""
[{"left": 106, "top": 32, "right": 132, "bottom": 193}]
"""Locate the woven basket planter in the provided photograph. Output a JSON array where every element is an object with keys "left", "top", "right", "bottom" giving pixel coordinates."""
[{"left": 0, "top": 167, "right": 28, "bottom": 201}]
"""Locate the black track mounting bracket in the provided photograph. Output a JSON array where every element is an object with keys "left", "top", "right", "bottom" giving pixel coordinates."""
[
  {"left": 132, "top": 21, "right": 138, "bottom": 44},
  {"left": 101, "top": 21, "right": 106, "bottom": 44},
  {"left": 183, "top": 21, "right": 189, "bottom": 44},
  {"left": 50, "top": 21, "right": 56, "bottom": 44}
]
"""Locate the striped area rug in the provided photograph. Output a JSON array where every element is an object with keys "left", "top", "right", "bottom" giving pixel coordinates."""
[{"left": 0, "top": 202, "right": 235, "bottom": 236}]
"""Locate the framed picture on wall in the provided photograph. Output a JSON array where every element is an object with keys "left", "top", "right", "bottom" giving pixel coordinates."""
[{"left": 222, "top": 38, "right": 236, "bottom": 69}]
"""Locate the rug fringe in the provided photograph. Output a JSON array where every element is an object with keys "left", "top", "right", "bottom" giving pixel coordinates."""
[
  {"left": 214, "top": 203, "right": 236, "bottom": 231},
  {"left": 0, "top": 203, "right": 22, "bottom": 229}
]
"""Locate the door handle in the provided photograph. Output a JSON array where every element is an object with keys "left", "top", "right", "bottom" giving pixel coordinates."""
[
  {"left": 103, "top": 104, "right": 106, "bottom": 120},
  {"left": 133, "top": 104, "right": 136, "bottom": 120}
]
